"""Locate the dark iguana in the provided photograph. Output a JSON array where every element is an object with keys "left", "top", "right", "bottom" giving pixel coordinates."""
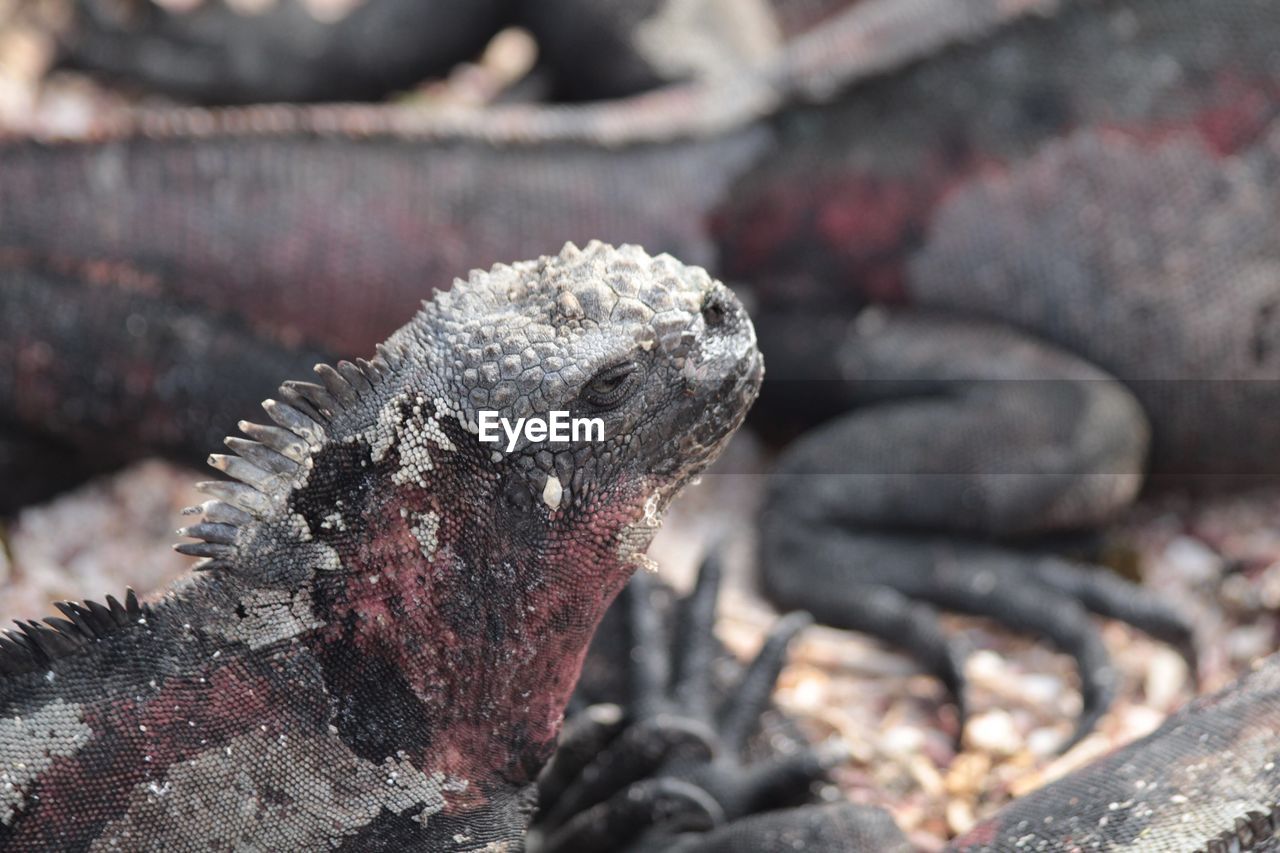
[{"left": 0, "top": 241, "right": 767, "bottom": 849}]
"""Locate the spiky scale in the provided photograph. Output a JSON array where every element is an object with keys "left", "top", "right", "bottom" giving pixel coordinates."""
[
  {"left": 354, "top": 358, "right": 382, "bottom": 384},
  {"left": 105, "top": 595, "right": 128, "bottom": 624},
  {"left": 314, "top": 362, "right": 358, "bottom": 406},
  {"left": 237, "top": 421, "right": 309, "bottom": 462},
  {"left": 174, "top": 542, "right": 237, "bottom": 560},
  {"left": 194, "top": 499, "right": 255, "bottom": 527},
  {"left": 20, "top": 621, "right": 73, "bottom": 659},
  {"left": 42, "top": 617, "right": 83, "bottom": 641},
  {"left": 208, "top": 453, "right": 276, "bottom": 491},
  {"left": 280, "top": 380, "right": 339, "bottom": 420},
  {"left": 262, "top": 398, "right": 325, "bottom": 444},
  {"left": 178, "top": 522, "right": 239, "bottom": 545},
  {"left": 85, "top": 599, "right": 115, "bottom": 633},
  {"left": 376, "top": 342, "right": 403, "bottom": 370},
  {"left": 224, "top": 437, "right": 300, "bottom": 475},
  {"left": 53, "top": 602, "right": 93, "bottom": 636},
  {"left": 196, "top": 480, "right": 271, "bottom": 517}
]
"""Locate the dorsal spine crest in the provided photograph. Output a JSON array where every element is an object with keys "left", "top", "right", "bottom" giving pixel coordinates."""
[{"left": 176, "top": 355, "right": 393, "bottom": 574}]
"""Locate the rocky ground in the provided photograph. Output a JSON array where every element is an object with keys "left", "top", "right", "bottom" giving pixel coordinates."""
[{"left": 3, "top": 436, "right": 1278, "bottom": 849}]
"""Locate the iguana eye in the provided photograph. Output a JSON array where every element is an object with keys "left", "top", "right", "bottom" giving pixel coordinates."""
[{"left": 581, "top": 361, "right": 638, "bottom": 409}]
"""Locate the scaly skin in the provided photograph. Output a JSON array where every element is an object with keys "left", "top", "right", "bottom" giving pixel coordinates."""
[{"left": 0, "top": 242, "right": 763, "bottom": 850}]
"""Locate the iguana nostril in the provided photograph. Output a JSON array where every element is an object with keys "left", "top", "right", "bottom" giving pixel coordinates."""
[{"left": 702, "top": 297, "right": 727, "bottom": 328}]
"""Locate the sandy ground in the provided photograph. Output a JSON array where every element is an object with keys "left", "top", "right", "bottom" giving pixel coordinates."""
[{"left": 4, "top": 436, "right": 1278, "bottom": 848}]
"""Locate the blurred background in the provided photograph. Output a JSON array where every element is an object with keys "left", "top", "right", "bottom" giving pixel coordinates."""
[{"left": 1, "top": 1, "right": 1279, "bottom": 847}]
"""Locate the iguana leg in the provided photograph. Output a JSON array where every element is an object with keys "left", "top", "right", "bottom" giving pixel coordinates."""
[
  {"left": 60, "top": 0, "right": 510, "bottom": 104},
  {"left": 530, "top": 553, "right": 910, "bottom": 852},
  {"left": 758, "top": 310, "right": 1196, "bottom": 745}
]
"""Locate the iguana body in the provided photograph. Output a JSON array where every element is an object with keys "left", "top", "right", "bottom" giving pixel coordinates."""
[{"left": 0, "top": 242, "right": 765, "bottom": 849}]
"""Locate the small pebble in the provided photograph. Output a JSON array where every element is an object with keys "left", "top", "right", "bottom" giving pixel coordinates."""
[
  {"left": 1143, "top": 647, "right": 1188, "bottom": 709},
  {"left": 965, "top": 710, "right": 1022, "bottom": 757},
  {"left": 946, "top": 799, "right": 977, "bottom": 836},
  {"left": 1162, "top": 536, "right": 1223, "bottom": 584}
]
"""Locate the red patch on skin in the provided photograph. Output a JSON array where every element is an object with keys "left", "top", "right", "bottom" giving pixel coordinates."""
[
  {"left": 808, "top": 170, "right": 959, "bottom": 304},
  {"left": 314, "top": 480, "right": 646, "bottom": 810},
  {"left": 1192, "top": 81, "right": 1277, "bottom": 155},
  {"left": 4, "top": 659, "right": 294, "bottom": 847},
  {"left": 717, "top": 73, "right": 1280, "bottom": 310},
  {"left": 714, "top": 155, "right": 982, "bottom": 309}
]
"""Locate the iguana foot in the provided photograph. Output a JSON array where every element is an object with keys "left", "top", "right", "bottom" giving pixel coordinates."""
[
  {"left": 529, "top": 553, "right": 910, "bottom": 852},
  {"left": 764, "top": 526, "right": 1199, "bottom": 748},
  {"left": 757, "top": 311, "right": 1198, "bottom": 748}
]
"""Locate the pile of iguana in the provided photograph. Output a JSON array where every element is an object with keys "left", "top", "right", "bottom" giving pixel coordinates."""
[{"left": 3, "top": 0, "right": 1280, "bottom": 847}]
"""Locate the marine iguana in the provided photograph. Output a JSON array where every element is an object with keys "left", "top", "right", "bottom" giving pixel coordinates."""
[
  {"left": 2, "top": 0, "right": 1275, "bottom": 745},
  {"left": 0, "top": 241, "right": 766, "bottom": 850}
]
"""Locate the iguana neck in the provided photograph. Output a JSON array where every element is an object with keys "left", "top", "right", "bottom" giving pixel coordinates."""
[
  {"left": 292, "top": 475, "right": 652, "bottom": 795},
  {"left": 185, "top": 358, "right": 657, "bottom": 802}
]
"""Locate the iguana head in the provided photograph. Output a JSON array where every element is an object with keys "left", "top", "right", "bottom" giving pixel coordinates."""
[
  {"left": 414, "top": 238, "right": 763, "bottom": 543},
  {"left": 179, "top": 241, "right": 761, "bottom": 812}
]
